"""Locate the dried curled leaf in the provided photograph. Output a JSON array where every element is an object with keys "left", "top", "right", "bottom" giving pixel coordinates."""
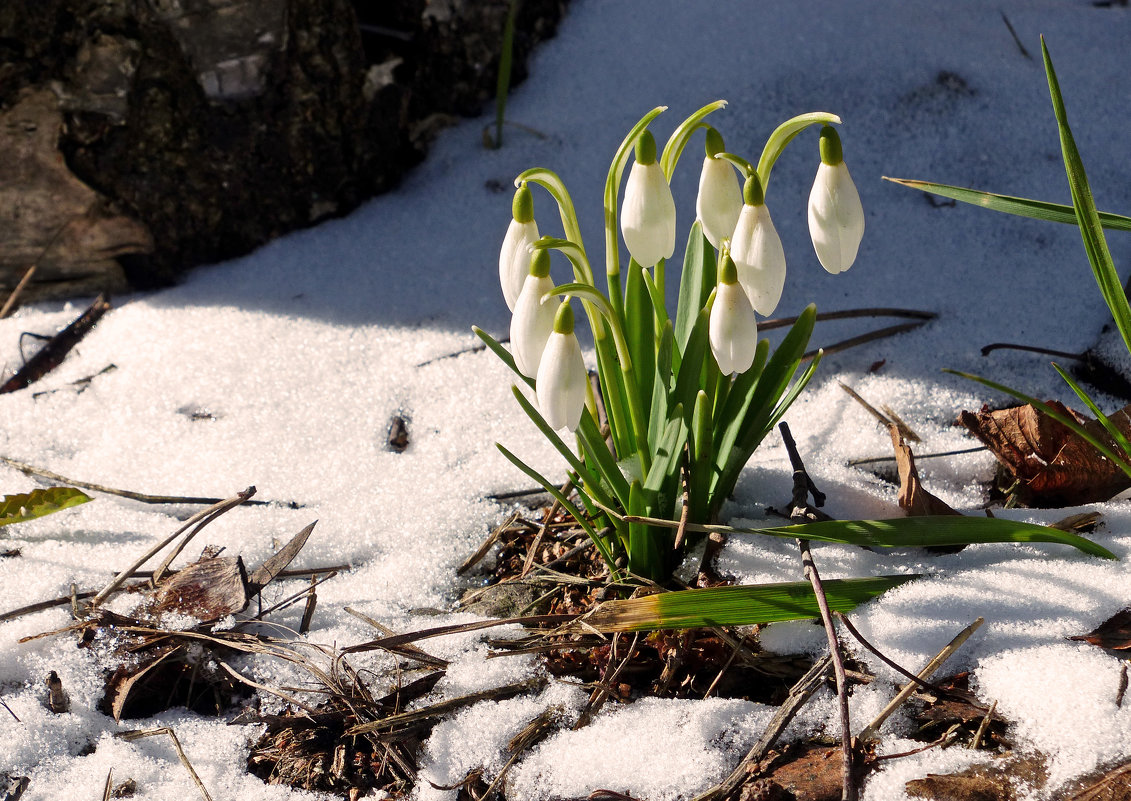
[
  {"left": 960, "top": 401, "right": 1131, "bottom": 506},
  {"left": 1069, "top": 609, "right": 1131, "bottom": 650},
  {"left": 0, "top": 487, "right": 91, "bottom": 528},
  {"left": 891, "top": 425, "right": 960, "bottom": 517}
]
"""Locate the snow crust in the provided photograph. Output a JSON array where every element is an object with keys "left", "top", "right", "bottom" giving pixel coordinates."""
[{"left": 2, "top": 1, "right": 1131, "bottom": 799}]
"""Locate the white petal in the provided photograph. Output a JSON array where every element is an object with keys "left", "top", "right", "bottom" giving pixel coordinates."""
[
  {"left": 499, "top": 219, "right": 540, "bottom": 310},
  {"left": 709, "top": 282, "right": 759, "bottom": 375},
  {"left": 510, "top": 274, "right": 558, "bottom": 377},
  {"left": 536, "top": 331, "right": 587, "bottom": 431},
  {"left": 808, "top": 162, "right": 864, "bottom": 274},
  {"left": 730, "top": 204, "right": 787, "bottom": 316},
  {"left": 620, "top": 161, "right": 676, "bottom": 267},
  {"left": 696, "top": 157, "right": 742, "bottom": 249}
]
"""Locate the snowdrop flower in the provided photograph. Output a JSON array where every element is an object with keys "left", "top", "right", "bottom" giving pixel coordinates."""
[
  {"left": 709, "top": 251, "right": 759, "bottom": 375},
  {"left": 695, "top": 127, "right": 742, "bottom": 249},
  {"left": 536, "top": 303, "right": 587, "bottom": 431},
  {"left": 510, "top": 248, "right": 558, "bottom": 378},
  {"left": 620, "top": 130, "right": 676, "bottom": 267},
  {"left": 499, "top": 182, "right": 539, "bottom": 310},
  {"left": 730, "top": 174, "right": 787, "bottom": 316},
  {"left": 808, "top": 125, "right": 864, "bottom": 274}
]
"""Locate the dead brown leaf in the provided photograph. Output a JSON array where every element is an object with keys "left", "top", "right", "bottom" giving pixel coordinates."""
[
  {"left": 959, "top": 401, "right": 1131, "bottom": 506},
  {"left": 892, "top": 425, "right": 961, "bottom": 517},
  {"left": 1069, "top": 609, "right": 1131, "bottom": 650}
]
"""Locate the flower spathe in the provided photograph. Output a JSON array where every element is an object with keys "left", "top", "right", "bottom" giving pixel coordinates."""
[
  {"left": 510, "top": 248, "right": 558, "bottom": 378},
  {"left": 730, "top": 174, "right": 787, "bottom": 316},
  {"left": 620, "top": 130, "right": 676, "bottom": 267},
  {"left": 696, "top": 128, "right": 742, "bottom": 249},
  {"left": 536, "top": 303, "right": 587, "bottom": 431},
  {"left": 709, "top": 252, "right": 759, "bottom": 375},
  {"left": 499, "top": 183, "right": 539, "bottom": 311},
  {"left": 808, "top": 125, "right": 864, "bottom": 275}
]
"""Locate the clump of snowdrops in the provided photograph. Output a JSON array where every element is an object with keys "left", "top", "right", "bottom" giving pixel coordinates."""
[
  {"left": 477, "top": 101, "right": 864, "bottom": 582},
  {"left": 476, "top": 99, "right": 1115, "bottom": 591}
]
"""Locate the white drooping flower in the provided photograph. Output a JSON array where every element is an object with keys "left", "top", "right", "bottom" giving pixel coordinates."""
[
  {"left": 695, "top": 127, "right": 742, "bottom": 249},
  {"left": 509, "top": 249, "right": 558, "bottom": 378},
  {"left": 536, "top": 303, "right": 587, "bottom": 431},
  {"left": 499, "top": 182, "right": 539, "bottom": 311},
  {"left": 709, "top": 251, "right": 759, "bottom": 375},
  {"left": 620, "top": 130, "right": 676, "bottom": 268},
  {"left": 808, "top": 125, "right": 864, "bottom": 275},
  {"left": 730, "top": 174, "right": 787, "bottom": 316}
]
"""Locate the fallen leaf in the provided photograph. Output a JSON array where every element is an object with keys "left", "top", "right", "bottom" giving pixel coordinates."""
[
  {"left": 153, "top": 555, "right": 248, "bottom": 621},
  {"left": 1069, "top": 609, "right": 1131, "bottom": 650},
  {"left": 892, "top": 425, "right": 961, "bottom": 517},
  {"left": 959, "top": 401, "right": 1131, "bottom": 506}
]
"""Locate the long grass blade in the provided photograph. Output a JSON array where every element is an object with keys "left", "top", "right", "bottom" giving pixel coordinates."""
[
  {"left": 1051, "top": 362, "right": 1131, "bottom": 462},
  {"left": 882, "top": 178, "right": 1131, "bottom": 231},
  {"left": 581, "top": 576, "right": 914, "bottom": 632}
]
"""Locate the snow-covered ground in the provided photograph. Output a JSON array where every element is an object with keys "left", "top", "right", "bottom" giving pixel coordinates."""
[{"left": 3, "top": 1, "right": 1131, "bottom": 798}]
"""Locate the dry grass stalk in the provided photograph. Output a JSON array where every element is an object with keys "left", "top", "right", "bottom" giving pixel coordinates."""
[{"left": 116, "top": 727, "right": 214, "bottom": 801}]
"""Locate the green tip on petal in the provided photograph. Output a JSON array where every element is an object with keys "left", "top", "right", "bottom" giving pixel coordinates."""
[
  {"left": 818, "top": 125, "right": 843, "bottom": 166},
  {"left": 742, "top": 173, "right": 764, "bottom": 206},
  {"left": 529, "top": 247, "right": 551, "bottom": 277},
  {"left": 718, "top": 252, "right": 738, "bottom": 285},
  {"left": 704, "top": 127, "right": 725, "bottom": 159},
  {"left": 634, "top": 130, "right": 658, "bottom": 165},
  {"left": 512, "top": 182, "right": 534, "bottom": 223},
  {"left": 552, "top": 301, "right": 575, "bottom": 334}
]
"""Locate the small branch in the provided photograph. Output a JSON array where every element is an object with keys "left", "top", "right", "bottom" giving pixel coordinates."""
[
  {"left": 0, "top": 294, "right": 111, "bottom": 393},
  {"left": 778, "top": 422, "right": 854, "bottom": 801},
  {"left": 980, "top": 341, "right": 1083, "bottom": 360},
  {"left": 1000, "top": 12, "right": 1032, "bottom": 59},
  {"left": 0, "top": 454, "right": 286, "bottom": 506},
  {"left": 760, "top": 307, "right": 936, "bottom": 332},
  {"left": 0, "top": 265, "right": 37, "bottom": 320},
  {"left": 856, "top": 617, "right": 984, "bottom": 743},
  {"left": 848, "top": 446, "right": 986, "bottom": 467},
  {"left": 805, "top": 321, "right": 931, "bottom": 362}
]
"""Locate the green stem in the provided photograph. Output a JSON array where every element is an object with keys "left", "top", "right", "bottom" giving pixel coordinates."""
[
  {"left": 755, "top": 112, "right": 842, "bottom": 192},
  {"left": 516, "top": 168, "right": 585, "bottom": 251},
  {"left": 659, "top": 99, "right": 729, "bottom": 181}
]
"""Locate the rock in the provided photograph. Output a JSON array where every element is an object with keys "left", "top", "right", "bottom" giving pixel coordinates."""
[{"left": 0, "top": 0, "right": 567, "bottom": 300}]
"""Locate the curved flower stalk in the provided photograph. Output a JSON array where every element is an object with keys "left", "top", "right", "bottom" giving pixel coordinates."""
[
  {"left": 709, "top": 251, "right": 758, "bottom": 375},
  {"left": 696, "top": 128, "right": 743, "bottom": 249},
  {"left": 730, "top": 174, "right": 787, "bottom": 316},
  {"left": 620, "top": 130, "right": 677, "bottom": 269},
  {"left": 808, "top": 125, "right": 865, "bottom": 274},
  {"left": 499, "top": 182, "right": 539, "bottom": 310},
  {"left": 536, "top": 303, "right": 588, "bottom": 431},
  {"left": 510, "top": 248, "right": 559, "bottom": 377}
]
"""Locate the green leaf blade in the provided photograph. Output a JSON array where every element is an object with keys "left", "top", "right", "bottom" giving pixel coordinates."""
[{"left": 0, "top": 487, "right": 92, "bottom": 528}]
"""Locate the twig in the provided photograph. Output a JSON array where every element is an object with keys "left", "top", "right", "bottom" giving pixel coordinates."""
[
  {"left": 0, "top": 294, "right": 111, "bottom": 393},
  {"left": 252, "top": 570, "right": 337, "bottom": 620},
  {"left": 969, "top": 700, "right": 997, "bottom": 749},
  {"left": 344, "top": 607, "right": 450, "bottom": 668},
  {"left": 760, "top": 307, "right": 936, "bottom": 332},
  {"left": 833, "top": 612, "right": 947, "bottom": 696},
  {"left": 980, "top": 342, "right": 1082, "bottom": 359},
  {"left": 692, "top": 655, "right": 833, "bottom": 801},
  {"left": 346, "top": 677, "right": 545, "bottom": 735},
  {"left": 459, "top": 510, "right": 520, "bottom": 574},
  {"left": 298, "top": 576, "right": 318, "bottom": 634},
  {"left": 777, "top": 422, "right": 854, "bottom": 801},
  {"left": 522, "top": 480, "right": 571, "bottom": 578},
  {"left": 116, "top": 727, "right": 214, "bottom": 801},
  {"left": 151, "top": 488, "right": 257, "bottom": 584},
  {"left": 0, "top": 692, "right": 18, "bottom": 721},
  {"left": 0, "top": 454, "right": 284, "bottom": 506},
  {"left": 218, "top": 662, "right": 319, "bottom": 714},
  {"left": 999, "top": 12, "right": 1032, "bottom": 59},
  {"left": 91, "top": 488, "right": 256, "bottom": 607},
  {"left": 101, "top": 768, "right": 113, "bottom": 801},
  {"left": 848, "top": 446, "right": 986, "bottom": 467},
  {"left": 856, "top": 616, "right": 984, "bottom": 743},
  {"left": 804, "top": 321, "right": 931, "bottom": 362},
  {"left": 0, "top": 265, "right": 37, "bottom": 320},
  {"left": 574, "top": 632, "right": 639, "bottom": 730}
]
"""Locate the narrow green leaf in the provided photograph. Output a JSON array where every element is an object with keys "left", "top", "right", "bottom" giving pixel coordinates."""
[
  {"left": 643, "top": 405, "right": 686, "bottom": 497},
  {"left": 756, "top": 516, "right": 1116, "bottom": 560},
  {"left": 1042, "top": 37, "right": 1131, "bottom": 357},
  {"left": 883, "top": 178, "right": 1131, "bottom": 231},
  {"left": 688, "top": 390, "right": 713, "bottom": 521},
  {"left": 1051, "top": 362, "right": 1131, "bottom": 462},
  {"left": 473, "top": 326, "right": 533, "bottom": 390},
  {"left": 583, "top": 576, "right": 914, "bottom": 632},
  {"left": 946, "top": 367, "right": 1131, "bottom": 481},
  {"left": 497, "top": 444, "right": 620, "bottom": 574},
  {"left": 625, "top": 262, "right": 655, "bottom": 411},
  {"left": 674, "top": 224, "right": 716, "bottom": 356},
  {"left": 513, "top": 168, "right": 585, "bottom": 248},
  {"left": 576, "top": 411, "right": 632, "bottom": 508},
  {"left": 627, "top": 479, "right": 663, "bottom": 579},
  {"left": 0, "top": 487, "right": 91, "bottom": 528},
  {"left": 648, "top": 322, "right": 674, "bottom": 454},
  {"left": 672, "top": 306, "right": 712, "bottom": 430}
]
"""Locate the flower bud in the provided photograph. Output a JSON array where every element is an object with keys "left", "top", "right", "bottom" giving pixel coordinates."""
[
  {"left": 500, "top": 182, "right": 540, "bottom": 310},
  {"left": 808, "top": 126, "right": 864, "bottom": 274},
  {"left": 510, "top": 249, "right": 558, "bottom": 378},
  {"left": 709, "top": 252, "right": 759, "bottom": 375},
  {"left": 536, "top": 303, "right": 587, "bottom": 431},
  {"left": 730, "top": 174, "right": 787, "bottom": 316},
  {"left": 620, "top": 131, "right": 676, "bottom": 267},
  {"left": 695, "top": 128, "right": 742, "bottom": 249}
]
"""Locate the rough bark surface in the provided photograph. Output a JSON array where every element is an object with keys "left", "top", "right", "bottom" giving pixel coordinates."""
[{"left": 0, "top": 0, "right": 567, "bottom": 299}]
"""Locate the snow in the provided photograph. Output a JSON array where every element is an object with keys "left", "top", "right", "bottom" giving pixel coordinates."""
[{"left": 3, "top": 1, "right": 1131, "bottom": 798}]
